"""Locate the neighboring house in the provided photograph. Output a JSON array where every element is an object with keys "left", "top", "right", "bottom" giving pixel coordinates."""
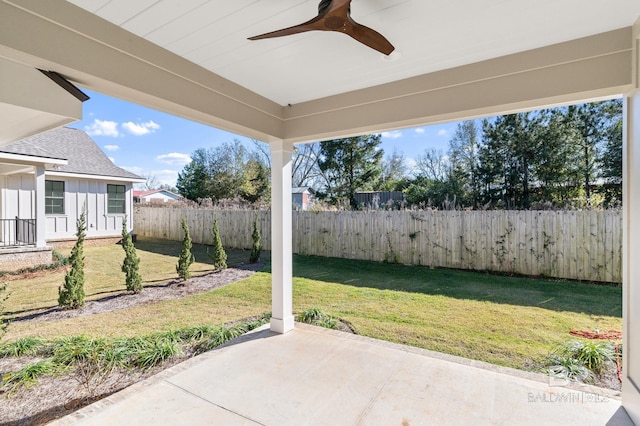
[
  {"left": 133, "top": 189, "right": 182, "bottom": 204},
  {"left": 0, "top": 127, "right": 144, "bottom": 270},
  {"left": 292, "top": 187, "right": 315, "bottom": 210}
]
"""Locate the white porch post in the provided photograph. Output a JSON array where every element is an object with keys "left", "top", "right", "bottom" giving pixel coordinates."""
[
  {"left": 269, "top": 140, "right": 295, "bottom": 334},
  {"left": 622, "top": 18, "right": 640, "bottom": 424},
  {"left": 34, "top": 165, "right": 46, "bottom": 248}
]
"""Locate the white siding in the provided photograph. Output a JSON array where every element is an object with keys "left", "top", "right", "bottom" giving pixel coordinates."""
[
  {"left": 2, "top": 173, "right": 134, "bottom": 240},
  {"left": 1, "top": 175, "right": 35, "bottom": 220}
]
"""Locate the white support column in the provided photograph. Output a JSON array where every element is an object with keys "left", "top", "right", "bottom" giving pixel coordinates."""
[
  {"left": 34, "top": 165, "right": 47, "bottom": 248},
  {"left": 270, "top": 140, "right": 295, "bottom": 334},
  {"left": 622, "top": 17, "right": 640, "bottom": 424}
]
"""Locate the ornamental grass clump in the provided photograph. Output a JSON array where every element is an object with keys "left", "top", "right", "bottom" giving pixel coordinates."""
[{"left": 542, "top": 339, "right": 616, "bottom": 383}]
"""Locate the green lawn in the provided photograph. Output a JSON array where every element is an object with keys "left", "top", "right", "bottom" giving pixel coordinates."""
[{"left": 2, "top": 237, "right": 622, "bottom": 370}]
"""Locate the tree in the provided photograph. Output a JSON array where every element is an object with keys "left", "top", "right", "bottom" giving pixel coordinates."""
[
  {"left": 121, "top": 216, "right": 142, "bottom": 293},
  {"left": 404, "top": 176, "right": 461, "bottom": 209},
  {"left": 317, "top": 135, "right": 384, "bottom": 208},
  {"left": 598, "top": 99, "right": 623, "bottom": 205},
  {"left": 292, "top": 143, "right": 323, "bottom": 188},
  {"left": 176, "top": 218, "right": 194, "bottom": 280},
  {"left": 415, "top": 148, "right": 450, "bottom": 182},
  {"left": 176, "top": 141, "right": 270, "bottom": 203},
  {"left": 138, "top": 173, "right": 160, "bottom": 190},
  {"left": 59, "top": 208, "right": 86, "bottom": 309},
  {"left": 208, "top": 214, "right": 227, "bottom": 271},
  {"left": 479, "top": 113, "right": 540, "bottom": 208},
  {"left": 176, "top": 154, "right": 209, "bottom": 201},
  {"left": 449, "top": 121, "right": 482, "bottom": 208},
  {"left": 566, "top": 103, "right": 605, "bottom": 207},
  {"left": 239, "top": 158, "right": 270, "bottom": 203},
  {"left": 249, "top": 213, "right": 261, "bottom": 263},
  {"left": 378, "top": 148, "right": 409, "bottom": 191}
]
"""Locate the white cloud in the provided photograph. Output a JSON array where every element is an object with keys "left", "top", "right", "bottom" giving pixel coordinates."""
[
  {"left": 414, "top": 128, "right": 425, "bottom": 134},
  {"left": 152, "top": 170, "right": 180, "bottom": 186},
  {"left": 122, "top": 120, "right": 160, "bottom": 136},
  {"left": 122, "top": 166, "right": 145, "bottom": 176},
  {"left": 85, "top": 119, "right": 119, "bottom": 137},
  {"left": 156, "top": 152, "right": 192, "bottom": 166},
  {"left": 381, "top": 130, "right": 403, "bottom": 139},
  {"left": 438, "top": 129, "right": 449, "bottom": 137},
  {"left": 103, "top": 144, "right": 120, "bottom": 151},
  {"left": 108, "top": 157, "right": 116, "bottom": 163}
]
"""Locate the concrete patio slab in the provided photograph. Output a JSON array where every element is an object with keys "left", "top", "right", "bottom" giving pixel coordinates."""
[{"left": 51, "top": 324, "right": 631, "bottom": 426}]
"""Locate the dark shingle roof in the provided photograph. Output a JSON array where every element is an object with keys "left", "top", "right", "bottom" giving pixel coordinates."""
[{"left": 0, "top": 127, "right": 143, "bottom": 181}]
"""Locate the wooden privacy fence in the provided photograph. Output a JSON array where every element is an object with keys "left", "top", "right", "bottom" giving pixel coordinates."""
[{"left": 134, "top": 207, "right": 623, "bottom": 283}]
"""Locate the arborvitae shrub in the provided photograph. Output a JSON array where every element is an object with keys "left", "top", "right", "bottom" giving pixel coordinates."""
[
  {"left": 121, "top": 217, "right": 142, "bottom": 293},
  {"left": 249, "top": 213, "right": 261, "bottom": 263},
  {"left": 176, "top": 218, "right": 194, "bottom": 280},
  {"left": 58, "top": 209, "right": 86, "bottom": 309},
  {"left": 208, "top": 214, "right": 227, "bottom": 271}
]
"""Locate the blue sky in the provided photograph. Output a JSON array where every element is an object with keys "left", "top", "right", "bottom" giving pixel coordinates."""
[{"left": 69, "top": 90, "right": 458, "bottom": 187}]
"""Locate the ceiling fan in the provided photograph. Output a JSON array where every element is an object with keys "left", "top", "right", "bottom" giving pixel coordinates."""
[{"left": 248, "top": 0, "right": 395, "bottom": 55}]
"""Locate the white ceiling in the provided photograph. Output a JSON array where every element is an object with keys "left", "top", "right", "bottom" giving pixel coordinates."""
[{"left": 67, "top": 0, "right": 640, "bottom": 106}]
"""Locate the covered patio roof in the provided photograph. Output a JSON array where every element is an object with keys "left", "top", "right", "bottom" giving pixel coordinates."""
[
  {"left": 1, "top": 0, "right": 640, "bottom": 423},
  {"left": 0, "top": 1, "right": 637, "bottom": 144}
]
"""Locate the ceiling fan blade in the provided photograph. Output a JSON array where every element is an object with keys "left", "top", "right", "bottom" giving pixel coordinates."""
[
  {"left": 345, "top": 19, "right": 395, "bottom": 55},
  {"left": 248, "top": 0, "right": 395, "bottom": 55},
  {"left": 248, "top": 16, "right": 324, "bottom": 41}
]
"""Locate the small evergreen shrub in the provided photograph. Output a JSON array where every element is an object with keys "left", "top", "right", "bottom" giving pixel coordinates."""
[
  {"left": 207, "top": 214, "right": 227, "bottom": 271},
  {"left": 121, "top": 217, "right": 143, "bottom": 293},
  {"left": 58, "top": 209, "right": 86, "bottom": 309},
  {"left": 176, "top": 218, "right": 194, "bottom": 280},
  {"left": 249, "top": 212, "right": 261, "bottom": 263},
  {"left": 0, "top": 282, "right": 9, "bottom": 341}
]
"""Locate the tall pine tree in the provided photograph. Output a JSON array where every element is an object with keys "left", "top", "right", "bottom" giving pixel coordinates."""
[{"left": 318, "top": 135, "right": 383, "bottom": 208}]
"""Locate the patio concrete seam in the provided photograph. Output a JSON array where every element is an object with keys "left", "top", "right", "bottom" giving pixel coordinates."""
[
  {"left": 163, "top": 379, "right": 267, "bottom": 426},
  {"left": 354, "top": 351, "right": 409, "bottom": 426}
]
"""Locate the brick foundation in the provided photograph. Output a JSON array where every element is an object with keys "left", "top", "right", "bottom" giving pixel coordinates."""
[{"left": 0, "top": 247, "right": 53, "bottom": 272}]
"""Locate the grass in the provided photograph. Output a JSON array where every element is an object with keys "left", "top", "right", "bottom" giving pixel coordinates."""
[
  {"left": 2, "top": 237, "right": 622, "bottom": 371},
  {"left": 4, "top": 238, "right": 255, "bottom": 319}
]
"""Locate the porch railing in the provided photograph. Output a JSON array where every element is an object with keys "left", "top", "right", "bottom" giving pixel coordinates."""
[{"left": 0, "top": 217, "right": 36, "bottom": 247}]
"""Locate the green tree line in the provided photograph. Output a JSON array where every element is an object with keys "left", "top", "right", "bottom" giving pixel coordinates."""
[{"left": 175, "top": 99, "right": 622, "bottom": 210}]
